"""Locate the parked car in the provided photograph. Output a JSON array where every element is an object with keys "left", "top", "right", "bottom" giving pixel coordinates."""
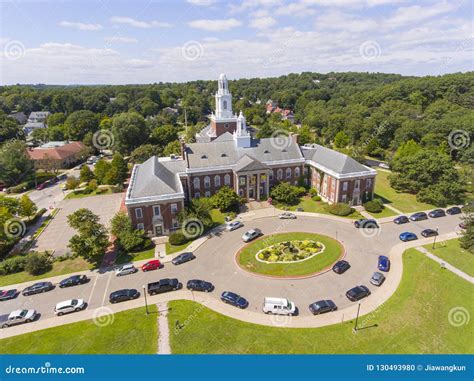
[
  {"left": 446, "top": 206, "right": 462, "bottom": 215},
  {"left": 242, "top": 228, "right": 263, "bottom": 242},
  {"left": 0, "top": 289, "right": 18, "bottom": 301},
  {"left": 262, "top": 297, "right": 296, "bottom": 316},
  {"left": 59, "top": 275, "right": 89, "bottom": 288},
  {"left": 186, "top": 279, "right": 214, "bottom": 292},
  {"left": 421, "top": 228, "right": 438, "bottom": 238},
  {"left": 399, "top": 232, "right": 418, "bottom": 242},
  {"left": 226, "top": 220, "right": 243, "bottom": 231},
  {"left": 115, "top": 264, "right": 137, "bottom": 276},
  {"left": 54, "top": 299, "right": 87, "bottom": 316},
  {"left": 459, "top": 222, "right": 467, "bottom": 230},
  {"left": 428, "top": 209, "right": 446, "bottom": 218},
  {"left": 309, "top": 300, "right": 337, "bottom": 315},
  {"left": 332, "top": 260, "right": 351, "bottom": 274},
  {"left": 141, "top": 260, "right": 163, "bottom": 272},
  {"left": 1, "top": 309, "right": 38, "bottom": 328},
  {"left": 378, "top": 163, "right": 390, "bottom": 169},
  {"left": 147, "top": 279, "right": 181, "bottom": 295},
  {"left": 346, "top": 285, "right": 371, "bottom": 301},
  {"left": 377, "top": 255, "right": 390, "bottom": 272},
  {"left": 370, "top": 272, "right": 386, "bottom": 287},
  {"left": 109, "top": 289, "right": 140, "bottom": 303},
  {"left": 221, "top": 291, "right": 248, "bottom": 309},
  {"left": 393, "top": 215, "right": 409, "bottom": 224},
  {"left": 354, "top": 219, "right": 379, "bottom": 229},
  {"left": 35, "top": 183, "right": 46, "bottom": 190},
  {"left": 171, "top": 252, "right": 196, "bottom": 265},
  {"left": 409, "top": 212, "right": 428, "bottom": 221},
  {"left": 279, "top": 212, "right": 296, "bottom": 219},
  {"left": 22, "top": 282, "right": 54, "bottom": 296}
]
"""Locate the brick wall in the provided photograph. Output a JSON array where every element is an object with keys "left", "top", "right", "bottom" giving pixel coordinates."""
[{"left": 128, "top": 200, "right": 184, "bottom": 236}]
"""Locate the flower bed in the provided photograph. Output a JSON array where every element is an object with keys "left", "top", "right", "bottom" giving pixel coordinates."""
[{"left": 256, "top": 240, "right": 325, "bottom": 263}]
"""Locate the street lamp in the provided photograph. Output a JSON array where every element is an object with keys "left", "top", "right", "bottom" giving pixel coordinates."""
[
  {"left": 142, "top": 285, "right": 149, "bottom": 315},
  {"left": 353, "top": 303, "right": 361, "bottom": 333},
  {"left": 432, "top": 226, "right": 439, "bottom": 249}
]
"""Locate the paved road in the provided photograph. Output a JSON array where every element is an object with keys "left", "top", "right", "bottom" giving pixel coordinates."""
[{"left": 0, "top": 212, "right": 462, "bottom": 333}]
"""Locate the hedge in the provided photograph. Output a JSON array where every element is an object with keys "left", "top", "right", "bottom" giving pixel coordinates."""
[
  {"left": 328, "top": 202, "right": 354, "bottom": 216},
  {"left": 0, "top": 255, "right": 28, "bottom": 275},
  {"left": 363, "top": 199, "right": 384, "bottom": 213},
  {"left": 168, "top": 231, "right": 189, "bottom": 246}
]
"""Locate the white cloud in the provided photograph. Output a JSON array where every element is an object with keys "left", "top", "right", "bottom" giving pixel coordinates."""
[
  {"left": 188, "top": 18, "right": 241, "bottom": 31},
  {"left": 59, "top": 21, "right": 103, "bottom": 31},
  {"left": 104, "top": 36, "right": 138, "bottom": 44},
  {"left": 186, "top": 0, "right": 217, "bottom": 6},
  {"left": 386, "top": 1, "right": 456, "bottom": 28},
  {"left": 315, "top": 10, "right": 378, "bottom": 33},
  {"left": 250, "top": 16, "right": 277, "bottom": 30},
  {"left": 110, "top": 16, "right": 173, "bottom": 28}
]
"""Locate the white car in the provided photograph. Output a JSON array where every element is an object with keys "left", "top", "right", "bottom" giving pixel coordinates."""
[
  {"left": 226, "top": 221, "right": 243, "bottom": 231},
  {"left": 279, "top": 212, "right": 296, "bottom": 219},
  {"left": 1, "top": 309, "right": 38, "bottom": 328},
  {"left": 54, "top": 299, "right": 87, "bottom": 316},
  {"left": 378, "top": 163, "right": 390, "bottom": 169},
  {"left": 115, "top": 264, "right": 137, "bottom": 276},
  {"left": 241, "top": 228, "right": 262, "bottom": 242}
]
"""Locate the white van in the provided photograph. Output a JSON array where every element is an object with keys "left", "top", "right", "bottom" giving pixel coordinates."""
[{"left": 262, "top": 297, "right": 296, "bottom": 316}]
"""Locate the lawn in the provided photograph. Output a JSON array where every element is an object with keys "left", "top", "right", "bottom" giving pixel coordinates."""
[
  {"left": 238, "top": 232, "right": 343, "bottom": 277},
  {"left": 166, "top": 241, "right": 192, "bottom": 255},
  {"left": 364, "top": 206, "right": 398, "bottom": 219},
  {"left": 0, "top": 256, "right": 91, "bottom": 287},
  {"left": 115, "top": 246, "right": 156, "bottom": 264},
  {"left": 65, "top": 188, "right": 112, "bottom": 199},
  {"left": 169, "top": 249, "right": 473, "bottom": 354},
  {"left": 423, "top": 239, "right": 474, "bottom": 277},
  {"left": 0, "top": 305, "right": 157, "bottom": 354},
  {"left": 275, "top": 196, "right": 364, "bottom": 219},
  {"left": 374, "top": 169, "right": 435, "bottom": 213}
]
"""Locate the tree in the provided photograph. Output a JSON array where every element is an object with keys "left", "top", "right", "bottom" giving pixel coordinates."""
[
  {"left": 130, "top": 144, "right": 162, "bottom": 164},
  {"left": 163, "top": 141, "right": 181, "bottom": 157},
  {"left": 64, "top": 110, "right": 99, "bottom": 141},
  {"left": 111, "top": 112, "right": 148, "bottom": 154},
  {"left": 211, "top": 186, "right": 242, "bottom": 212},
  {"left": 93, "top": 159, "right": 112, "bottom": 184},
  {"left": 0, "top": 114, "right": 22, "bottom": 143},
  {"left": 393, "top": 139, "right": 421, "bottom": 161},
  {"left": 67, "top": 208, "right": 109, "bottom": 264},
  {"left": 110, "top": 153, "right": 128, "bottom": 184},
  {"left": 66, "top": 176, "right": 80, "bottom": 190},
  {"left": 270, "top": 182, "right": 303, "bottom": 205},
  {"left": 334, "top": 131, "right": 350, "bottom": 148},
  {"left": 110, "top": 211, "right": 148, "bottom": 252},
  {"left": 0, "top": 140, "right": 34, "bottom": 186},
  {"left": 150, "top": 124, "right": 178, "bottom": 148},
  {"left": 178, "top": 198, "right": 213, "bottom": 228},
  {"left": 46, "top": 113, "right": 66, "bottom": 127},
  {"left": 24, "top": 252, "right": 52, "bottom": 275},
  {"left": 80, "top": 165, "right": 95, "bottom": 183},
  {"left": 19, "top": 195, "right": 37, "bottom": 220},
  {"left": 459, "top": 203, "right": 473, "bottom": 253}
]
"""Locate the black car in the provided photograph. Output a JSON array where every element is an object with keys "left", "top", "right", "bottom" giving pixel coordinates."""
[
  {"left": 393, "top": 215, "right": 409, "bottom": 224},
  {"left": 354, "top": 219, "right": 379, "bottom": 229},
  {"left": 409, "top": 212, "right": 428, "bottom": 221},
  {"left": 22, "top": 282, "right": 54, "bottom": 296},
  {"left": 171, "top": 252, "right": 196, "bottom": 265},
  {"left": 59, "top": 275, "right": 89, "bottom": 288},
  {"left": 428, "top": 209, "right": 446, "bottom": 218},
  {"left": 446, "top": 206, "right": 462, "bottom": 215},
  {"left": 332, "top": 260, "right": 351, "bottom": 274},
  {"left": 220, "top": 291, "right": 248, "bottom": 309},
  {"left": 147, "top": 278, "right": 181, "bottom": 295},
  {"left": 421, "top": 228, "right": 438, "bottom": 238},
  {"left": 346, "top": 285, "right": 371, "bottom": 302},
  {"left": 109, "top": 289, "right": 140, "bottom": 303},
  {"left": 186, "top": 279, "right": 214, "bottom": 292},
  {"left": 309, "top": 300, "right": 337, "bottom": 315},
  {"left": 0, "top": 289, "right": 18, "bottom": 301}
]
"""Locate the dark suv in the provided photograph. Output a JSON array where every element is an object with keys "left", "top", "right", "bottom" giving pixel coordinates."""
[
  {"left": 59, "top": 275, "right": 89, "bottom": 288},
  {"left": 428, "top": 209, "right": 446, "bottom": 218},
  {"left": 409, "top": 212, "right": 428, "bottom": 221},
  {"left": 22, "top": 282, "right": 54, "bottom": 296},
  {"left": 332, "top": 260, "right": 351, "bottom": 274},
  {"left": 346, "top": 285, "right": 371, "bottom": 301},
  {"left": 354, "top": 219, "right": 379, "bottom": 229},
  {"left": 109, "top": 289, "right": 140, "bottom": 303},
  {"left": 147, "top": 278, "right": 181, "bottom": 295}
]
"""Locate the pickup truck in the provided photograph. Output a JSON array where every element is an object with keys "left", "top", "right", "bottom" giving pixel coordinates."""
[{"left": 147, "top": 278, "right": 181, "bottom": 295}]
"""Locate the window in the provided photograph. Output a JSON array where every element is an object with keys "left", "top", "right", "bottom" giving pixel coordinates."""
[
  {"left": 239, "top": 189, "right": 244, "bottom": 197},
  {"left": 269, "top": 171, "right": 273, "bottom": 180},
  {"left": 170, "top": 203, "right": 178, "bottom": 214},
  {"left": 277, "top": 169, "right": 283, "bottom": 180},
  {"left": 214, "top": 175, "right": 221, "bottom": 187},
  {"left": 303, "top": 167, "right": 309, "bottom": 175},
  {"left": 342, "top": 194, "right": 347, "bottom": 203},
  {"left": 331, "top": 180, "right": 335, "bottom": 190},
  {"left": 224, "top": 174, "right": 231, "bottom": 185},
  {"left": 136, "top": 223, "right": 144, "bottom": 230},
  {"left": 194, "top": 192, "right": 200, "bottom": 198},
  {"left": 355, "top": 180, "right": 360, "bottom": 190},
  {"left": 286, "top": 168, "right": 292, "bottom": 179},
  {"left": 204, "top": 176, "right": 211, "bottom": 188},
  {"left": 342, "top": 182, "right": 348, "bottom": 191},
  {"left": 172, "top": 219, "right": 179, "bottom": 229},
  {"left": 294, "top": 167, "right": 300, "bottom": 178},
  {"left": 153, "top": 205, "right": 161, "bottom": 217},
  {"left": 239, "top": 176, "right": 246, "bottom": 186},
  {"left": 223, "top": 100, "right": 227, "bottom": 110},
  {"left": 135, "top": 208, "right": 143, "bottom": 219},
  {"left": 205, "top": 191, "right": 211, "bottom": 198},
  {"left": 366, "top": 178, "right": 372, "bottom": 188},
  {"left": 193, "top": 177, "right": 200, "bottom": 189}
]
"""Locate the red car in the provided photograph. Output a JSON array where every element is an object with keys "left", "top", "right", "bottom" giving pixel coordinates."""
[{"left": 141, "top": 260, "right": 163, "bottom": 272}]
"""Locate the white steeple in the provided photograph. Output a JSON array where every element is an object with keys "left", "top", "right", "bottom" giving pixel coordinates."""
[
  {"left": 215, "top": 73, "right": 233, "bottom": 119},
  {"left": 233, "top": 110, "right": 251, "bottom": 148}
]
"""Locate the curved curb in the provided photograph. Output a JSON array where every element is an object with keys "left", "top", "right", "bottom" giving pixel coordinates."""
[{"left": 234, "top": 232, "right": 346, "bottom": 280}]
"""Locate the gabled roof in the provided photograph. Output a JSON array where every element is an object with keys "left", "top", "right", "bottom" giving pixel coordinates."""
[
  {"left": 234, "top": 154, "right": 270, "bottom": 172},
  {"left": 27, "top": 141, "right": 85, "bottom": 161},
  {"left": 213, "top": 131, "right": 234, "bottom": 142}
]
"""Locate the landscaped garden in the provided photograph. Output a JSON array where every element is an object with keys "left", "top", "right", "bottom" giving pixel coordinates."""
[
  {"left": 423, "top": 239, "right": 474, "bottom": 277},
  {"left": 238, "top": 232, "right": 343, "bottom": 277}
]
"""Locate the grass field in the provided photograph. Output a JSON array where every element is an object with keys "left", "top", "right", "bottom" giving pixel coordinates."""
[
  {"left": 0, "top": 306, "right": 157, "bottom": 354},
  {"left": 423, "top": 239, "right": 474, "bottom": 277},
  {"left": 276, "top": 197, "right": 364, "bottom": 219},
  {"left": 169, "top": 249, "right": 473, "bottom": 354},
  {"left": 365, "top": 206, "right": 398, "bottom": 218},
  {"left": 0, "top": 256, "right": 91, "bottom": 287},
  {"left": 115, "top": 246, "right": 156, "bottom": 264},
  {"left": 374, "top": 169, "right": 435, "bottom": 213},
  {"left": 65, "top": 188, "right": 112, "bottom": 199},
  {"left": 238, "top": 232, "right": 343, "bottom": 277}
]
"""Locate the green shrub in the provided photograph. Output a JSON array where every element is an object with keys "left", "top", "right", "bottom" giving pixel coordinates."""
[
  {"left": 328, "top": 202, "right": 354, "bottom": 216},
  {"left": 24, "top": 252, "right": 52, "bottom": 275},
  {"left": 168, "top": 231, "right": 189, "bottom": 246},
  {"left": 28, "top": 208, "right": 47, "bottom": 225},
  {"left": 363, "top": 199, "right": 384, "bottom": 213},
  {"left": 312, "top": 195, "right": 322, "bottom": 202},
  {"left": 0, "top": 255, "right": 28, "bottom": 275},
  {"left": 309, "top": 188, "right": 318, "bottom": 197}
]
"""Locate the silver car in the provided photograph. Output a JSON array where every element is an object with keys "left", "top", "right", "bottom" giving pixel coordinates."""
[
  {"left": 242, "top": 228, "right": 262, "bottom": 242},
  {"left": 226, "top": 221, "right": 243, "bottom": 231},
  {"left": 115, "top": 264, "right": 137, "bottom": 276},
  {"left": 1, "top": 309, "right": 38, "bottom": 328},
  {"left": 279, "top": 212, "right": 296, "bottom": 219},
  {"left": 370, "top": 271, "right": 386, "bottom": 286}
]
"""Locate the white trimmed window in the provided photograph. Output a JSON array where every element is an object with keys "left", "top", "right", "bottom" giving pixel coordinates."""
[
  {"left": 205, "top": 191, "right": 211, "bottom": 198},
  {"left": 172, "top": 218, "right": 179, "bottom": 228},
  {"left": 193, "top": 177, "right": 200, "bottom": 189},
  {"left": 214, "top": 175, "right": 221, "bottom": 187},
  {"left": 342, "top": 182, "right": 348, "bottom": 191},
  {"left": 239, "top": 176, "right": 246, "bottom": 186},
  {"left": 331, "top": 180, "right": 335, "bottom": 190},
  {"left": 355, "top": 180, "right": 360, "bottom": 190},
  {"left": 194, "top": 192, "right": 200, "bottom": 198},
  {"left": 277, "top": 169, "right": 283, "bottom": 180},
  {"left": 224, "top": 174, "right": 231, "bottom": 185},
  {"left": 286, "top": 168, "right": 292, "bottom": 179},
  {"left": 303, "top": 167, "right": 309, "bottom": 175},
  {"left": 294, "top": 167, "right": 300, "bottom": 178},
  {"left": 136, "top": 223, "right": 144, "bottom": 230},
  {"left": 170, "top": 203, "right": 178, "bottom": 214},
  {"left": 204, "top": 176, "right": 211, "bottom": 188},
  {"left": 135, "top": 208, "right": 143, "bottom": 219},
  {"left": 366, "top": 178, "right": 372, "bottom": 188},
  {"left": 269, "top": 171, "right": 273, "bottom": 180},
  {"left": 153, "top": 205, "right": 161, "bottom": 217},
  {"left": 342, "top": 194, "right": 347, "bottom": 203}
]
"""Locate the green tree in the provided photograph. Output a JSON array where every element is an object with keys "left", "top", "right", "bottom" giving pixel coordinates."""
[
  {"left": 19, "top": 195, "right": 37, "bottom": 220},
  {"left": 130, "top": 144, "right": 162, "bottom": 164},
  {"left": 80, "top": 165, "right": 95, "bottom": 183},
  {"left": 211, "top": 186, "right": 242, "bottom": 212},
  {"left": 334, "top": 131, "right": 350, "bottom": 148},
  {"left": 111, "top": 112, "right": 148, "bottom": 154},
  {"left": 46, "top": 113, "right": 66, "bottom": 127},
  {"left": 110, "top": 153, "right": 128, "bottom": 184},
  {"left": 150, "top": 124, "right": 178, "bottom": 147},
  {"left": 66, "top": 176, "right": 80, "bottom": 190},
  {"left": 24, "top": 252, "right": 52, "bottom": 275},
  {"left": 64, "top": 110, "right": 99, "bottom": 141},
  {"left": 0, "top": 140, "right": 34, "bottom": 186},
  {"left": 110, "top": 211, "right": 148, "bottom": 252},
  {"left": 393, "top": 139, "right": 421, "bottom": 161},
  {"left": 459, "top": 203, "right": 473, "bottom": 253},
  {"left": 163, "top": 141, "right": 181, "bottom": 157},
  {"left": 270, "top": 182, "right": 303, "bottom": 205},
  {"left": 93, "top": 159, "right": 112, "bottom": 184}
]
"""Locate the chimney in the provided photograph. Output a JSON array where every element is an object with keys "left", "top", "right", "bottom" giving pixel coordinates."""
[{"left": 180, "top": 138, "right": 186, "bottom": 160}]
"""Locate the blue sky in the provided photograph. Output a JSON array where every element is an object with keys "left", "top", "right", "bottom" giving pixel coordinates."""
[{"left": 0, "top": 0, "right": 472, "bottom": 84}]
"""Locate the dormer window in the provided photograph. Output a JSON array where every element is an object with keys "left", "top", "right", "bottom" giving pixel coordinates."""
[
  {"left": 264, "top": 150, "right": 270, "bottom": 154},
  {"left": 201, "top": 154, "right": 207, "bottom": 159},
  {"left": 282, "top": 149, "right": 287, "bottom": 152},
  {"left": 221, "top": 153, "right": 227, "bottom": 157}
]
